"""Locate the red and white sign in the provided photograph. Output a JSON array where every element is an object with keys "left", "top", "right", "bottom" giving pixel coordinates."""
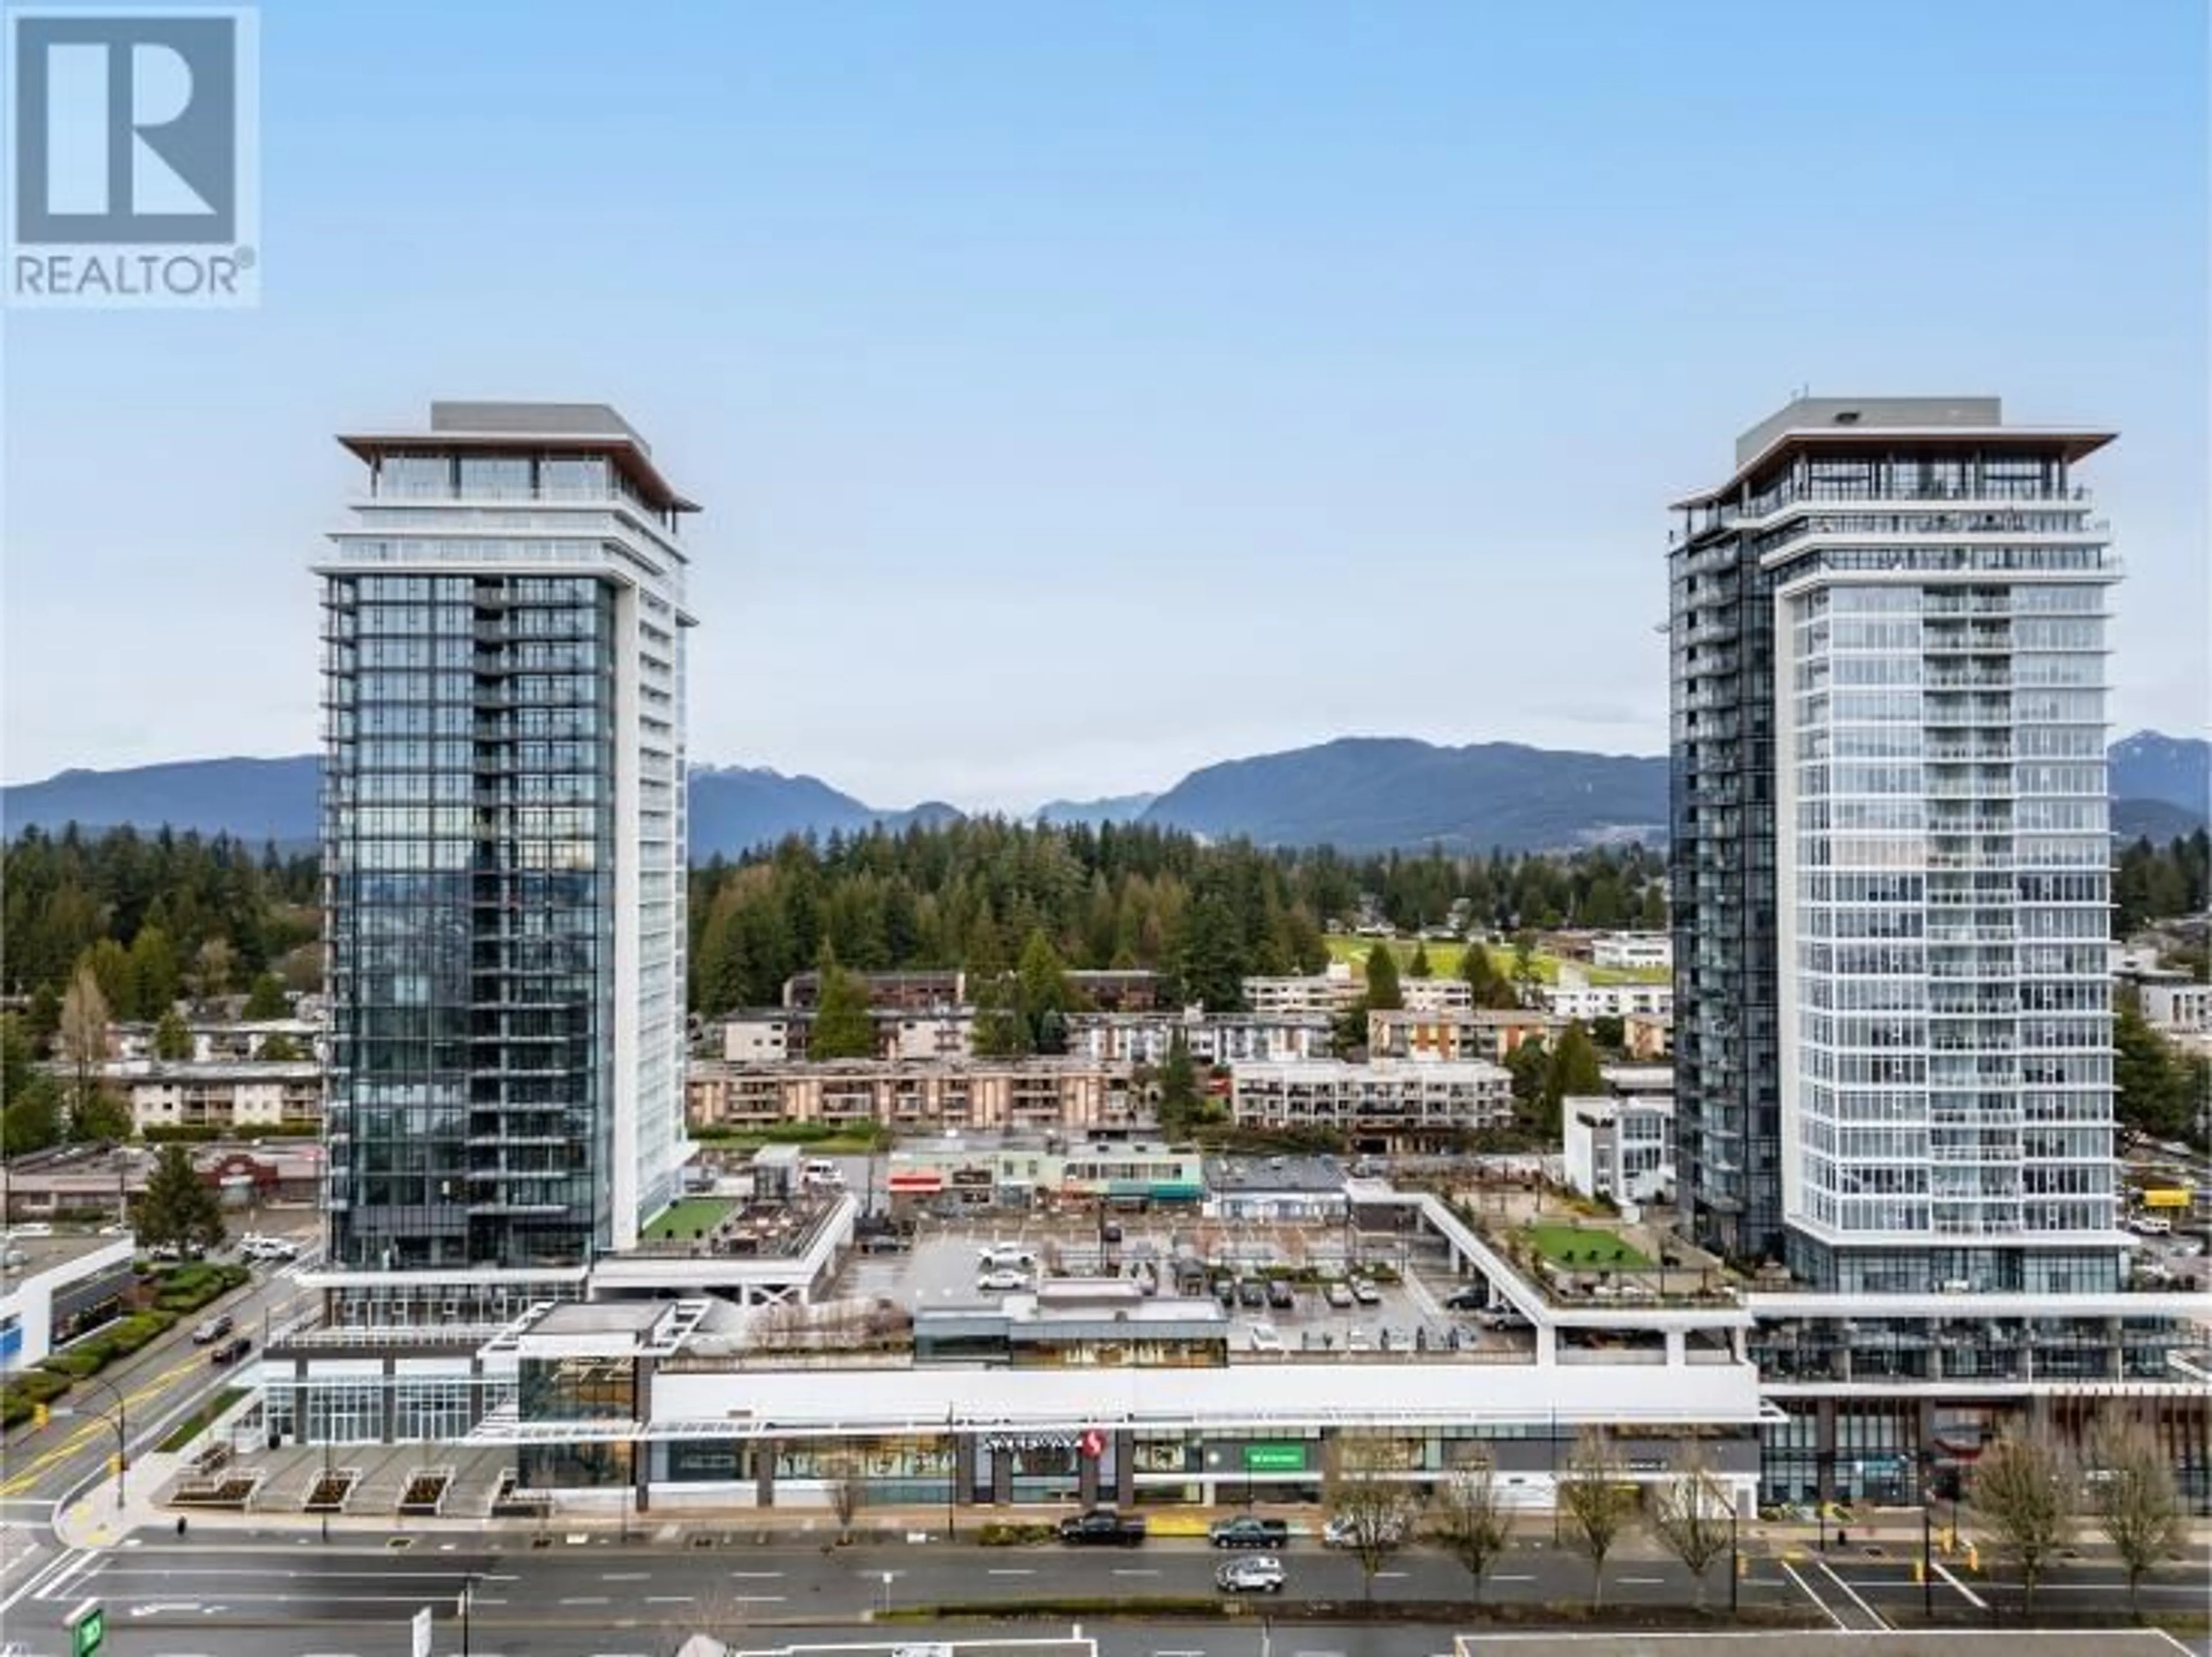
[{"left": 1077, "top": 1428, "right": 1105, "bottom": 1459}]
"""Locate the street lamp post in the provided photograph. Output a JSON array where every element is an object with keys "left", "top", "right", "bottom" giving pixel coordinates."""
[{"left": 77, "top": 1372, "right": 130, "bottom": 1511}]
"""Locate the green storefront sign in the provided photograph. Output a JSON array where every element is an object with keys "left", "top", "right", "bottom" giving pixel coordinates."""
[
  {"left": 1243, "top": 1443, "right": 1306, "bottom": 1472},
  {"left": 67, "top": 1602, "right": 104, "bottom": 1657}
]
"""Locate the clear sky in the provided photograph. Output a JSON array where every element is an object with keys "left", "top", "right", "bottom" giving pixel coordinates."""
[{"left": 3, "top": 0, "right": 2205, "bottom": 812}]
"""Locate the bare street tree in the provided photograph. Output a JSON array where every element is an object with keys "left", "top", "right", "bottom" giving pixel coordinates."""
[
  {"left": 1557, "top": 1427, "right": 1638, "bottom": 1608},
  {"left": 1430, "top": 1458, "right": 1512, "bottom": 1603},
  {"left": 1971, "top": 1420, "right": 2078, "bottom": 1619},
  {"left": 1324, "top": 1432, "right": 1421, "bottom": 1599},
  {"left": 1647, "top": 1443, "right": 1733, "bottom": 1609},
  {"left": 822, "top": 1446, "right": 867, "bottom": 1544},
  {"left": 2088, "top": 1410, "right": 2184, "bottom": 1619}
]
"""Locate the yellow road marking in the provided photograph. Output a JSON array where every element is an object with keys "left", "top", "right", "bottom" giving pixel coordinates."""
[{"left": 0, "top": 1355, "right": 210, "bottom": 1495}]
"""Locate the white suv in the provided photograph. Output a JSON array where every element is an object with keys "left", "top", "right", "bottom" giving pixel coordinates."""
[{"left": 1215, "top": 1555, "right": 1285, "bottom": 1594}]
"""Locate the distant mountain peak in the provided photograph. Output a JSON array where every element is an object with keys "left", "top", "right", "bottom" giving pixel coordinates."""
[{"left": 7, "top": 728, "right": 2202, "bottom": 857}]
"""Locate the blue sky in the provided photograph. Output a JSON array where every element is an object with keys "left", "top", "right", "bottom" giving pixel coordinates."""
[{"left": 4, "top": 0, "right": 2205, "bottom": 811}]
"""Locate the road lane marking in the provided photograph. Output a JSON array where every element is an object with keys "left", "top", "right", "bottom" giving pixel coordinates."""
[
  {"left": 1620, "top": 1575, "right": 1666, "bottom": 1584},
  {"left": 987, "top": 1567, "right": 1036, "bottom": 1575},
  {"left": 645, "top": 1594, "right": 694, "bottom": 1603},
  {"left": 1932, "top": 1561, "right": 1987, "bottom": 1609},
  {"left": 728, "top": 1569, "right": 783, "bottom": 1578},
  {"left": 1112, "top": 1567, "right": 1161, "bottom": 1576},
  {"left": 1782, "top": 1562, "right": 1847, "bottom": 1631},
  {"left": 1491, "top": 1573, "right": 1535, "bottom": 1582},
  {"left": 561, "top": 1595, "right": 612, "bottom": 1605},
  {"left": 603, "top": 1570, "right": 651, "bottom": 1580},
  {"left": 1816, "top": 1557, "right": 1889, "bottom": 1629}
]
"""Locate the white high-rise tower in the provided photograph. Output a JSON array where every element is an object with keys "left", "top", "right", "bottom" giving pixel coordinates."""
[{"left": 319, "top": 402, "right": 695, "bottom": 1273}]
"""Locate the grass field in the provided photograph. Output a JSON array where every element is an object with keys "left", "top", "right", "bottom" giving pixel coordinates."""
[
  {"left": 1527, "top": 1222, "right": 1652, "bottom": 1269},
  {"left": 1324, "top": 934, "right": 1468, "bottom": 979},
  {"left": 643, "top": 1197, "right": 736, "bottom": 1242}
]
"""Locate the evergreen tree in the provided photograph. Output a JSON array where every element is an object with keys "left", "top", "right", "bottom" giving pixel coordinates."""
[
  {"left": 1363, "top": 943, "right": 1403, "bottom": 1011},
  {"left": 1461, "top": 942, "right": 1518, "bottom": 1009},
  {"left": 134, "top": 1143, "right": 226, "bottom": 1256},
  {"left": 243, "top": 970, "right": 289, "bottom": 1020},
  {"left": 1407, "top": 941, "right": 1434, "bottom": 980},
  {"left": 1016, "top": 927, "right": 1075, "bottom": 1055},
  {"left": 1540, "top": 1022, "right": 1606, "bottom": 1136},
  {"left": 1157, "top": 1029, "right": 1200, "bottom": 1140},
  {"left": 809, "top": 952, "right": 877, "bottom": 1060},
  {"left": 257, "top": 1032, "right": 304, "bottom": 1062},
  {"left": 128, "top": 923, "right": 182, "bottom": 1018},
  {"left": 1505, "top": 1041, "right": 1550, "bottom": 1130},
  {"left": 1172, "top": 892, "right": 1246, "bottom": 1013},
  {"left": 1, "top": 1014, "right": 64, "bottom": 1156},
  {"left": 153, "top": 1008, "right": 194, "bottom": 1061}
]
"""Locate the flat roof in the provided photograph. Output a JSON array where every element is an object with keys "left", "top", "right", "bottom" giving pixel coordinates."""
[
  {"left": 532, "top": 1302, "right": 669, "bottom": 1337},
  {"left": 1673, "top": 422, "right": 2115, "bottom": 510},
  {"left": 337, "top": 400, "right": 698, "bottom": 514},
  {"left": 0, "top": 1230, "right": 134, "bottom": 1284},
  {"left": 1204, "top": 1154, "right": 1348, "bottom": 1195},
  {"left": 641, "top": 1349, "right": 1767, "bottom": 1435}
]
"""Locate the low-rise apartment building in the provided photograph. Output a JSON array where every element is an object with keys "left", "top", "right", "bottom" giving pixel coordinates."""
[
  {"left": 1589, "top": 932, "right": 1673, "bottom": 972},
  {"left": 782, "top": 969, "right": 964, "bottom": 1012},
  {"left": 1539, "top": 977, "right": 1673, "bottom": 1022},
  {"left": 1062, "top": 1011, "right": 1333, "bottom": 1067},
  {"left": 1229, "top": 1059, "right": 1512, "bottom": 1144},
  {"left": 719, "top": 1007, "right": 975, "bottom": 1063},
  {"left": 1241, "top": 966, "right": 1361, "bottom": 1018},
  {"left": 1366, "top": 1007, "right": 1566, "bottom": 1062},
  {"left": 2139, "top": 979, "right": 2211, "bottom": 1036},
  {"left": 1401, "top": 977, "right": 1473, "bottom": 1013},
  {"left": 687, "top": 1059, "right": 1141, "bottom": 1136},
  {"left": 109, "top": 1017, "right": 327, "bottom": 1065},
  {"left": 120, "top": 1061, "right": 323, "bottom": 1136}
]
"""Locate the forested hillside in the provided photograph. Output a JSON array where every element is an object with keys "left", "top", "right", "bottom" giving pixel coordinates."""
[{"left": 684, "top": 820, "right": 1668, "bottom": 1015}]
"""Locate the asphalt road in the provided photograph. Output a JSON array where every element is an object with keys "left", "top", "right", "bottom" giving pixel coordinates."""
[
  {"left": 5, "top": 1533, "right": 2206, "bottom": 1655},
  {"left": 0, "top": 1235, "right": 320, "bottom": 1580}
]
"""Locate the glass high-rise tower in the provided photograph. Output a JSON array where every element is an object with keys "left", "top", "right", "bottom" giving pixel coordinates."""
[
  {"left": 319, "top": 403, "right": 695, "bottom": 1273},
  {"left": 1669, "top": 397, "right": 2123, "bottom": 1290}
]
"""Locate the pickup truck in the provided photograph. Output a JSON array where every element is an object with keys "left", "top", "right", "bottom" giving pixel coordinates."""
[
  {"left": 1058, "top": 1508, "right": 1147, "bottom": 1546},
  {"left": 1209, "top": 1515, "right": 1290, "bottom": 1549}
]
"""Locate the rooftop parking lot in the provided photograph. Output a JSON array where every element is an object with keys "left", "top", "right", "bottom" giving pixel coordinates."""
[{"left": 831, "top": 1210, "right": 1536, "bottom": 1362}]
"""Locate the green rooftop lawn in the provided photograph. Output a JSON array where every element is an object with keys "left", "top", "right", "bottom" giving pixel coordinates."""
[
  {"left": 642, "top": 1197, "right": 736, "bottom": 1242},
  {"left": 1527, "top": 1222, "right": 1652, "bottom": 1269}
]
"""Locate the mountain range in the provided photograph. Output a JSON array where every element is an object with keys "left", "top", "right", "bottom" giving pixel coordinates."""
[{"left": 3, "top": 731, "right": 2202, "bottom": 858}]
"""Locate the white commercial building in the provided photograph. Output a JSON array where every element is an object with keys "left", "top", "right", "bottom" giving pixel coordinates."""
[{"left": 1563, "top": 1093, "right": 1676, "bottom": 1207}]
